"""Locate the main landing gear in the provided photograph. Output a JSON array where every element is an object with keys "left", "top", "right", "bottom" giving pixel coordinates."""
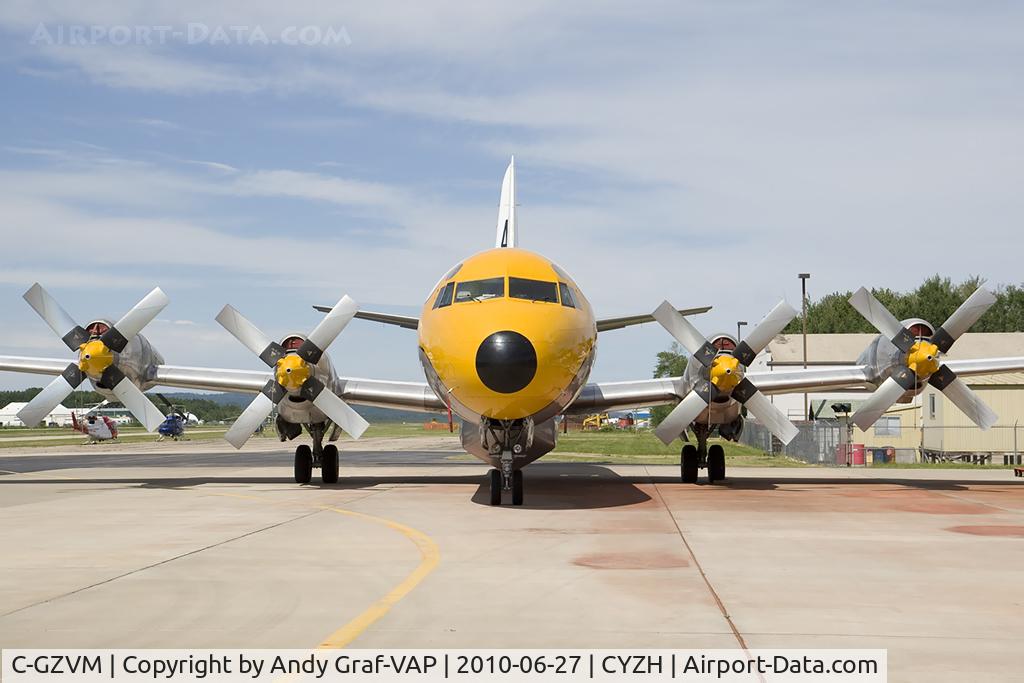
[
  {"left": 292, "top": 421, "right": 340, "bottom": 485},
  {"left": 680, "top": 424, "right": 726, "bottom": 485}
]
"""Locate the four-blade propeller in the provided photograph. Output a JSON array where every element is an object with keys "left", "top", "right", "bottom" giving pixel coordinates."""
[
  {"left": 10, "top": 282, "right": 1003, "bottom": 445},
  {"left": 652, "top": 300, "right": 800, "bottom": 446},
  {"left": 216, "top": 295, "right": 370, "bottom": 449},
  {"left": 848, "top": 286, "right": 998, "bottom": 431},
  {"left": 17, "top": 284, "right": 169, "bottom": 431}
]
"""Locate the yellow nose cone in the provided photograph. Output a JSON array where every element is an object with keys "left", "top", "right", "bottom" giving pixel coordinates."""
[
  {"left": 709, "top": 354, "right": 742, "bottom": 393},
  {"left": 78, "top": 340, "right": 114, "bottom": 377},
  {"left": 907, "top": 340, "right": 941, "bottom": 379},
  {"left": 276, "top": 354, "right": 311, "bottom": 392}
]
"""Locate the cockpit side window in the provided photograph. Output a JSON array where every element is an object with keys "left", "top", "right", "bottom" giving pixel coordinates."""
[
  {"left": 558, "top": 282, "right": 576, "bottom": 308},
  {"left": 433, "top": 281, "right": 455, "bottom": 309},
  {"left": 455, "top": 278, "right": 504, "bottom": 303},
  {"left": 509, "top": 277, "right": 558, "bottom": 303}
]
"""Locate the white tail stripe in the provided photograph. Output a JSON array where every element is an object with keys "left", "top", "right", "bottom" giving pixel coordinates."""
[{"left": 494, "top": 156, "right": 517, "bottom": 248}]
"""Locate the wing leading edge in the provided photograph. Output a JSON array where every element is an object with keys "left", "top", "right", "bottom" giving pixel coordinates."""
[
  {"left": 0, "top": 356, "right": 445, "bottom": 414},
  {"left": 596, "top": 306, "right": 712, "bottom": 332}
]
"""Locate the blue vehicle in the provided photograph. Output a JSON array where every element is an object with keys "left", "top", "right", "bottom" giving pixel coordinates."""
[
  {"left": 155, "top": 394, "right": 189, "bottom": 441},
  {"left": 157, "top": 414, "right": 186, "bottom": 440}
]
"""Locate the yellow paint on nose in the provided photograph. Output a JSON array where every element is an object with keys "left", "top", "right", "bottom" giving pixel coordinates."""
[
  {"left": 907, "top": 340, "right": 940, "bottom": 379},
  {"left": 78, "top": 340, "right": 114, "bottom": 377},
  {"left": 276, "top": 354, "right": 311, "bottom": 392},
  {"left": 709, "top": 354, "right": 742, "bottom": 393}
]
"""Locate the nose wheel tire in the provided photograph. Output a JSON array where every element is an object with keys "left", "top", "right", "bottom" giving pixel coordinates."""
[
  {"left": 321, "top": 444, "right": 339, "bottom": 484},
  {"left": 488, "top": 469, "right": 502, "bottom": 506},
  {"left": 294, "top": 444, "right": 313, "bottom": 484},
  {"left": 707, "top": 444, "right": 726, "bottom": 483},
  {"left": 681, "top": 444, "right": 699, "bottom": 484},
  {"left": 488, "top": 468, "right": 524, "bottom": 506},
  {"left": 512, "top": 469, "right": 524, "bottom": 506}
]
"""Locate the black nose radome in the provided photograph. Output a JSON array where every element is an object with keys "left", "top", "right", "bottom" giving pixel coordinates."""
[{"left": 476, "top": 331, "right": 537, "bottom": 394}]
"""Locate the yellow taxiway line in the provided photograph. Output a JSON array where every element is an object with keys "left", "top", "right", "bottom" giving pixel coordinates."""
[
  {"left": 2, "top": 465, "right": 440, "bottom": 650},
  {"left": 210, "top": 491, "right": 441, "bottom": 648},
  {"left": 315, "top": 504, "right": 440, "bottom": 648}
]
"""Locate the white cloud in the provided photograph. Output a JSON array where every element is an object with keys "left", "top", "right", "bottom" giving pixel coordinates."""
[{"left": 2, "top": 2, "right": 1024, "bottom": 386}]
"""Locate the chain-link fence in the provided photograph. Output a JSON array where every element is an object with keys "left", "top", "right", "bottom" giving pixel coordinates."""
[
  {"left": 740, "top": 419, "right": 842, "bottom": 465},
  {"left": 920, "top": 425, "right": 1024, "bottom": 465},
  {"left": 740, "top": 419, "right": 1024, "bottom": 466}
]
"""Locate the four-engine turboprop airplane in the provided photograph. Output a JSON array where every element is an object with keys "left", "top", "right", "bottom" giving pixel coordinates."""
[{"left": 3, "top": 158, "right": 1024, "bottom": 504}]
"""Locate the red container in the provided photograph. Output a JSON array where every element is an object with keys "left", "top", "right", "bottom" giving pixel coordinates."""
[{"left": 836, "top": 443, "right": 867, "bottom": 465}]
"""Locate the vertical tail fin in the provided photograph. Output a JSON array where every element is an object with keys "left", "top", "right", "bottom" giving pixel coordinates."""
[{"left": 495, "top": 156, "right": 518, "bottom": 248}]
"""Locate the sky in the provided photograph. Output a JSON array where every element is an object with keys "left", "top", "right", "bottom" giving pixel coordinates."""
[{"left": 0, "top": 1, "right": 1022, "bottom": 390}]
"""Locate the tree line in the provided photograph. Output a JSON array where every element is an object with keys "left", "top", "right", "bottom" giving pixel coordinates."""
[
  {"left": 649, "top": 275, "right": 1023, "bottom": 427},
  {"left": 782, "top": 275, "right": 1024, "bottom": 334},
  {"left": 0, "top": 390, "right": 245, "bottom": 424}
]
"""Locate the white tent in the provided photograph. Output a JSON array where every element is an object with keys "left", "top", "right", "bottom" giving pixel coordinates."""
[{"left": 0, "top": 402, "right": 77, "bottom": 427}]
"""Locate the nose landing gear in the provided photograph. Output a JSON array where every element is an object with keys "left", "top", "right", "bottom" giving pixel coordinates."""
[
  {"left": 482, "top": 418, "right": 531, "bottom": 506},
  {"left": 488, "top": 463, "right": 524, "bottom": 506}
]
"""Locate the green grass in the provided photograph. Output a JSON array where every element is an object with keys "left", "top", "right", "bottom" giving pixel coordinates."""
[
  {"left": 0, "top": 426, "right": 153, "bottom": 437},
  {"left": 446, "top": 429, "right": 805, "bottom": 467},
  {"left": 348, "top": 422, "right": 457, "bottom": 439},
  {"left": 547, "top": 430, "right": 806, "bottom": 466},
  {"left": 0, "top": 429, "right": 232, "bottom": 449}
]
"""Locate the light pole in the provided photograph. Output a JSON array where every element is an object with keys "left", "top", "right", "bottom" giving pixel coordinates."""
[
  {"left": 798, "top": 273, "right": 811, "bottom": 420},
  {"left": 736, "top": 321, "right": 747, "bottom": 342}
]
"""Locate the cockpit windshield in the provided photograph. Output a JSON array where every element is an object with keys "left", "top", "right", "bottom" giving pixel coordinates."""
[
  {"left": 455, "top": 278, "right": 504, "bottom": 303},
  {"left": 509, "top": 277, "right": 558, "bottom": 303}
]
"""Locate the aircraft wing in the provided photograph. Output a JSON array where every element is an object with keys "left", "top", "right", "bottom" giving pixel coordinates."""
[
  {"left": 596, "top": 306, "right": 711, "bottom": 332},
  {"left": 568, "top": 366, "right": 874, "bottom": 414},
  {"left": 0, "top": 356, "right": 446, "bottom": 413},
  {"left": 568, "top": 355, "right": 1024, "bottom": 414},
  {"left": 313, "top": 306, "right": 419, "bottom": 330}
]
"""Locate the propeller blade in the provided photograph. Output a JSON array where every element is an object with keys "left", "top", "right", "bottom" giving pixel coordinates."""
[
  {"left": 653, "top": 390, "right": 709, "bottom": 445},
  {"left": 932, "top": 286, "right": 997, "bottom": 353},
  {"left": 17, "top": 366, "right": 84, "bottom": 426},
  {"left": 849, "top": 287, "right": 914, "bottom": 353},
  {"left": 215, "top": 305, "right": 285, "bottom": 367},
  {"left": 102, "top": 287, "right": 169, "bottom": 352},
  {"left": 300, "top": 295, "right": 359, "bottom": 364},
  {"left": 652, "top": 301, "right": 716, "bottom": 367},
  {"left": 310, "top": 389, "right": 370, "bottom": 439},
  {"left": 22, "top": 283, "right": 88, "bottom": 351},
  {"left": 733, "top": 300, "right": 798, "bottom": 365},
  {"left": 929, "top": 365, "right": 998, "bottom": 430},
  {"left": 851, "top": 375, "right": 911, "bottom": 431},
  {"left": 738, "top": 386, "right": 799, "bottom": 445},
  {"left": 107, "top": 374, "right": 166, "bottom": 432},
  {"left": 741, "top": 300, "right": 798, "bottom": 355},
  {"left": 224, "top": 392, "right": 277, "bottom": 449}
]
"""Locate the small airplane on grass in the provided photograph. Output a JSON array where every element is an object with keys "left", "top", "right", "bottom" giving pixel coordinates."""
[{"left": 3, "top": 158, "right": 1023, "bottom": 503}]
